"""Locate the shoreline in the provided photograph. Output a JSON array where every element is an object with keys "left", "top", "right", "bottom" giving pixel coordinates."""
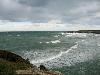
[
  {"left": 0, "top": 50, "right": 63, "bottom": 75},
  {"left": 0, "top": 30, "right": 100, "bottom": 34}
]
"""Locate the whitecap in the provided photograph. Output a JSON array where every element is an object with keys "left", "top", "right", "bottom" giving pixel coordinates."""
[
  {"left": 98, "top": 44, "right": 100, "bottom": 46},
  {"left": 51, "top": 40, "right": 61, "bottom": 44},
  {"left": 54, "top": 35, "right": 60, "bottom": 37},
  {"left": 30, "top": 43, "right": 78, "bottom": 64},
  {"left": 46, "top": 42, "right": 50, "bottom": 44},
  {"left": 81, "top": 40, "right": 85, "bottom": 42},
  {"left": 61, "top": 32, "right": 65, "bottom": 35},
  {"left": 30, "top": 52, "right": 62, "bottom": 64},
  {"left": 16, "top": 34, "right": 20, "bottom": 36},
  {"left": 39, "top": 42, "right": 42, "bottom": 44},
  {"left": 66, "top": 33, "right": 87, "bottom": 38}
]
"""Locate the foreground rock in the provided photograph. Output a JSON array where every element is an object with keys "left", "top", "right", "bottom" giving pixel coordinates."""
[
  {"left": 0, "top": 50, "right": 30, "bottom": 63},
  {"left": 0, "top": 50, "right": 63, "bottom": 75},
  {"left": 16, "top": 67, "right": 62, "bottom": 75}
]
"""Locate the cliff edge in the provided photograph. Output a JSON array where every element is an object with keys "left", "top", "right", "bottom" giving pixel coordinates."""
[{"left": 0, "top": 50, "right": 63, "bottom": 75}]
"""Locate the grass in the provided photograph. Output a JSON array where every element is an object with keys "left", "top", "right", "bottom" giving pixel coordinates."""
[{"left": 0, "top": 61, "right": 33, "bottom": 75}]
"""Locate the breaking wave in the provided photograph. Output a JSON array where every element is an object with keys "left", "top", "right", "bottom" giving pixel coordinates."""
[
  {"left": 39, "top": 40, "right": 61, "bottom": 44},
  {"left": 66, "top": 33, "right": 87, "bottom": 38},
  {"left": 30, "top": 43, "right": 78, "bottom": 64},
  {"left": 51, "top": 40, "right": 61, "bottom": 44}
]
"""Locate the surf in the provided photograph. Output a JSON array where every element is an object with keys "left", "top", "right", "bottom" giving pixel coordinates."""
[{"left": 30, "top": 43, "right": 78, "bottom": 64}]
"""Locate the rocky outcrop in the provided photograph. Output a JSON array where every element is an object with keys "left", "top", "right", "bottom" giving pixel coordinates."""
[
  {"left": 16, "top": 67, "right": 63, "bottom": 75},
  {"left": 77, "top": 30, "right": 100, "bottom": 34},
  {"left": 0, "top": 50, "right": 63, "bottom": 75},
  {"left": 0, "top": 50, "right": 30, "bottom": 64},
  {"left": 65, "top": 30, "right": 100, "bottom": 34}
]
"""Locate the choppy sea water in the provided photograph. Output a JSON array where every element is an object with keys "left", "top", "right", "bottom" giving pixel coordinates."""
[{"left": 0, "top": 31, "right": 100, "bottom": 75}]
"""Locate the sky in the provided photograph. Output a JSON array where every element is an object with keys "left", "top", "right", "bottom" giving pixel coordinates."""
[{"left": 0, "top": 0, "right": 100, "bottom": 31}]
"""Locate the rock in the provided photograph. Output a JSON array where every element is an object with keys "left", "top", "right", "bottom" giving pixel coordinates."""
[
  {"left": 0, "top": 50, "right": 63, "bottom": 75},
  {"left": 16, "top": 69, "right": 33, "bottom": 75},
  {"left": 39, "top": 65, "right": 48, "bottom": 71},
  {"left": 0, "top": 50, "right": 30, "bottom": 64},
  {"left": 16, "top": 67, "right": 63, "bottom": 75}
]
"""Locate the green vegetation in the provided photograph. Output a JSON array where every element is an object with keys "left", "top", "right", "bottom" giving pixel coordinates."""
[
  {"left": 0, "top": 50, "right": 63, "bottom": 75},
  {"left": 0, "top": 50, "right": 33, "bottom": 75},
  {"left": 0, "top": 61, "right": 16, "bottom": 75},
  {"left": 0, "top": 61, "right": 33, "bottom": 75}
]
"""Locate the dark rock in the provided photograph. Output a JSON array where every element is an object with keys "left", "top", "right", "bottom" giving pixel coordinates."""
[
  {"left": 0, "top": 50, "right": 30, "bottom": 64},
  {"left": 39, "top": 65, "right": 48, "bottom": 71},
  {"left": 0, "top": 50, "right": 63, "bottom": 75},
  {"left": 77, "top": 30, "right": 100, "bottom": 34}
]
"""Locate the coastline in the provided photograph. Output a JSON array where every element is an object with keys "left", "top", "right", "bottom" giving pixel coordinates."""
[
  {"left": 0, "top": 50, "right": 63, "bottom": 75},
  {"left": 0, "top": 30, "right": 100, "bottom": 34}
]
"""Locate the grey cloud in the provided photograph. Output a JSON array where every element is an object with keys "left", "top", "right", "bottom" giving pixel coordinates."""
[
  {"left": 88, "top": 17, "right": 100, "bottom": 25},
  {"left": 0, "top": 0, "right": 100, "bottom": 26},
  {"left": 0, "top": 0, "right": 78, "bottom": 22},
  {"left": 0, "top": 0, "right": 49, "bottom": 22},
  {"left": 17, "top": 0, "right": 50, "bottom": 7}
]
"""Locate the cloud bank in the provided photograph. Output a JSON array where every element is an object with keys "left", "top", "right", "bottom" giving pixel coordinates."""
[{"left": 0, "top": 0, "right": 100, "bottom": 31}]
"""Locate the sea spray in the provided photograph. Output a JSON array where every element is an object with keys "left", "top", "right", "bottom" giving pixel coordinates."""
[{"left": 30, "top": 43, "right": 78, "bottom": 65}]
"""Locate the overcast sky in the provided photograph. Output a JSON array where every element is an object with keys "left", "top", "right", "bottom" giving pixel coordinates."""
[{"left": 0, "top": 0, "right": 100, "bottom": 31}]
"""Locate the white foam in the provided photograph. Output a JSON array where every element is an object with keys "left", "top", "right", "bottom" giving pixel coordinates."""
[
  {"left": 66, "top": 33, "right": 87, "bottom": 38},
  {"left": 61, "top": 32, "right": 65, "bottom": 35},
  {"left": 16, "top": 34, "right": 20, "bottom": 36},
  {"left": 46, "top": 42, "right": 50, "bottom": 44},
  {"left": 81, "top": 40, "right": 85, "bottom": 42},
  {"left": 30, "top": 52, "right": 62, "bottom": 64},
  {"left": 44, "top": 40, "right": 61, "bottom": 44},
  {"left": 51, "top": 40, "right": 60, "bottom": 44},
  {"left": 41, "top": 42, "right": 96, "bottom": 68},
  {"left": 64, "top": 43, "right": 78, "bottom": 53},
  {"left": 98, "top": 44, "right": 100, "bottom": 46},
  {"left": 30, "top": 43, "right": 78, "bottom": 64},
  {"left": 39, "top": 42, "right": 42, "bottom": 44},
  {"left": 54, "top": 35, "right": 60, "bottom": 37}
]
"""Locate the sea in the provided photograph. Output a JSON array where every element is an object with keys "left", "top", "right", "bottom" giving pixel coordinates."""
[{"left": 0, "top": 31, "right": 100, "bottom": 75}]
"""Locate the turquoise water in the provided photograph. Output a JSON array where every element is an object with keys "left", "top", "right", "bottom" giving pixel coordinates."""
[{"left": 0, "top": 31, "right": 100, "bottom": 75}]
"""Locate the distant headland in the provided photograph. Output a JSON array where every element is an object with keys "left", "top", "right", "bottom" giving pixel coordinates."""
[{"left": 66, "top": 30, "right": 100, "bottom": 34}]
